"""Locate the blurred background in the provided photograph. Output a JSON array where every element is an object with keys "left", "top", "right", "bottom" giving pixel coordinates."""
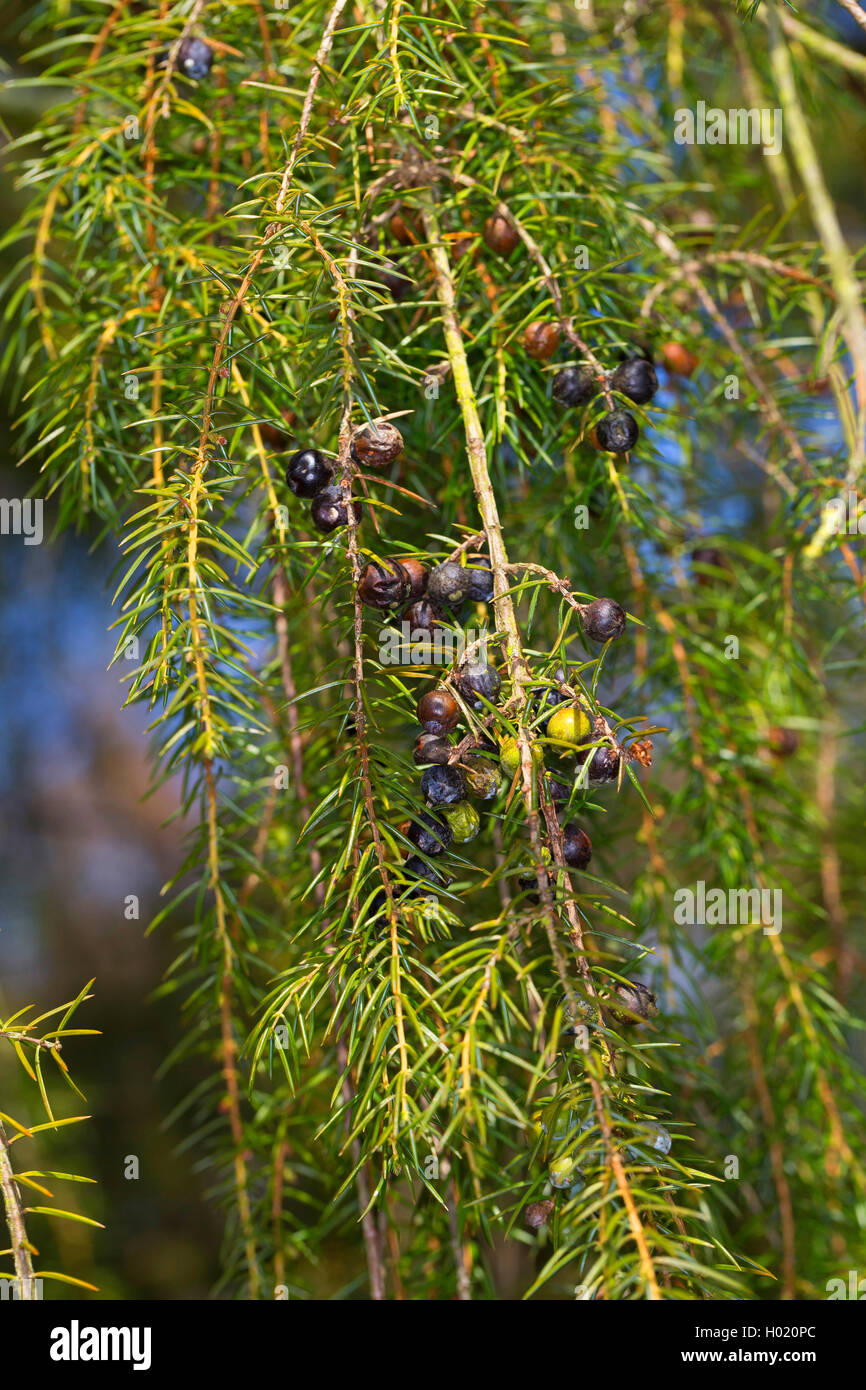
[
  {"left": 1, "top": 1, "right": 865, "bottom": 1299},
  {"left": 0, "top": 6, "right": 223, "bottom": 1297}
]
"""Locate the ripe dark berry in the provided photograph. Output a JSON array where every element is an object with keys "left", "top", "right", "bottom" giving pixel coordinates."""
[
  {"left": 552, "top": 365, "right": 598, "bottom": 407},
  {"left": 606, "top": 979, "right": 658, "bottom": 1026},
  {"left": 581, "top": 597, "right": 626, "bottom": 643},
  {"left": 407, "top": 811, "right": 452, "bottom": 856},
  {"left": 178, "top": 36, "right": 213, "bottom": 81},
  {"left": 396, "top": 556, "right": 429, "bottom": 603},
  {"left": 768, "top": 726, "right": 799, "bottom": 757},
  {"left": 403, "top": 854, "right": 452, "bottom": 890},
  {"left": 402, "top": 598, "right": 442, "bottom": 636},
  {"left": 610, "top": 357, "right": 658, "bottom": 405},
  {"left": 661, "top": 342, "right": 699, "bottom": 377},
  {"left": 413, "top": 733, "right": 452, "bottom": 766},
  {"left": 427, "top": 560, "right": 472, "bottom": 611},
  {"left": 421, "top": 763, "right": 467, "bottom": 806},
  {"left": 465, "top": 559, "right": 494, "bottom": 602},
  {"left": 286, "top": 449, "right": 332, "bottom": 498},
  {"left": 483, "top": 213, "right": 519, "bottom": 256},
  {"left": 456, "top": 661, "right": 501, "bottom": 710},
  {"left": 350, "top": 420, "right": 404, "bottom": 468},
  {"left": 587, "top": 744, "right": 620, "bottom": 784},
  {"left": 310, "top": 484, "right": 362, "bottom": 533},
  {"left": 524, "top": 321, "right": 561, "bottom": 362},
  {"left": 547, "top": 776, "right": 570, "bottom": 805},
  {"left": 417, "top": 688, "right": 460, "bottom": 735},
  {"left": 562, "top": 822, "right": 592, "bottom": 870},
  {"left": 595, "top": 410, "right": 639, "bottom": 453},
  {"left": 524, "top": 1200, "right": 555, "bottom": 1232},
  {"left": 357, "top": 559, "right": 409, "bottom": 610}
]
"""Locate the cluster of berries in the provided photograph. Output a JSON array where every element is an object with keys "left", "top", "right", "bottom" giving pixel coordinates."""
[
  {"left": 359, "top": 544, "right": 493, "bottom": 642},
  {"left": 281, "top": 421, "right": 405, "bottom": 533},
  {"left": 352, "top": 517, "right": 638, "bottom": 914},
  {"left": 478, "top": 212, "right": 661, "bottom": 454}
]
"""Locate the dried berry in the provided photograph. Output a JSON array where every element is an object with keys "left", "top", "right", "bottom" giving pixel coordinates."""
[
  {"left": 286, "top": 448, "right": 332, "bottom": 499},
  {"left": 427, "top": 560, "right": 472, "bottom": 611},
  {"left": 402, "top": 598, "right": 442, "bottom": 636},
  {"left": 546, "top": 705, "right": 592, "bottom": 754},
  {"left": 500, "top": 737, "right": 544, "bottom": 777},
  {"left": 397, "top": 556, "right": 429, "bottom": 603},
  {"left": 524, "top": 321, "right": 561, "bottom": 362},
  {"left": 768, "top": 726, "right": 799, "bottom": 757},
  {"left": 610, "top": 356, "right": 658, "bottom": 405},
  {"left": 456, "top": 660, "right": 501, "bottom": 710},
  {"left": 357, "top": 559, "right": 409, "bottom": 610},
  {"left": 310, "top": 484, "right": 361, "bottom": 533},
  {"left": 407, "top": 811, "right": 452, "bottom": 856},
  {"left": 552, "top": 365, "right": 598, "bottom": 408},
  {"left": 462, "top": 755, "right": 501, "bottom": 801},
  {"left": 581, "top": 596, "right": 626, "bottom": 643},
  {"left": 524, "top": 1200, "right": 555, "bottom": 1232},
  {"left": 661, "top": 342, "right": 699, "bottom": 377},
  {"left": 443, "top": 801, "right": 480, "bottom": 843},
  {"left": 421, "top": 763, "right": 467, "bottom": 806},
  {"left": 350, "top": 420, "right": 404, "bottom": 469},
  {"left": 178, "top": 36, "right": 213, "bottom": 81},
  {"left": 413, "top": 733, "right": 452, "bottom": 766},
  {"left": 483, "top": 213, "right": 519, "bottom": 256},
  {"left": 417, "top": 688, "right": 460, "bottom": 735},
  {"left": 562, "top": 822, "right": 592, "bottom": 870},
  {"left": 595, "top": 409, "right": 639, "bottom": 454},
  {"left": 606, "top": 979, "right": 658, "bottom": 1026}
]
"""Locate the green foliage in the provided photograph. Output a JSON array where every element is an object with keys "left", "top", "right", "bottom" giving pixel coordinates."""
[
  {"left": 0, "top": 983, "right": 100, "bottom": 1297},
  {"left": 1, "top": 0, "right": 864, "bottom": 1299}
]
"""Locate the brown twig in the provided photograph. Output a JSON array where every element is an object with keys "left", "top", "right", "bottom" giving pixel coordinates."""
[{"left": 0, "top": 1119, "right": 38, "bottom": 1300}]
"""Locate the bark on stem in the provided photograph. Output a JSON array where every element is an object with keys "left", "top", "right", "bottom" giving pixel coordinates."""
[
  {"left": 0, "top": 1119, "right": 37, "bottom": 1299},
  {"left": 420, "top": 195, "right": 660, "bottom": 1300}
]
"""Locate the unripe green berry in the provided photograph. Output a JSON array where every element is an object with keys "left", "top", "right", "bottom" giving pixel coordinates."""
[
  {"left": 500, "top": 737, "right": 544, "bottom": 777},
  {"left": 443, "top": 801, "right": 480, "bottom": 843},
  {"left": 546, "top": 705, "right": 591, "bottom": 753},
  {"left": 548, "top": 1155, "right": 576, "bottom": 1189}
]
